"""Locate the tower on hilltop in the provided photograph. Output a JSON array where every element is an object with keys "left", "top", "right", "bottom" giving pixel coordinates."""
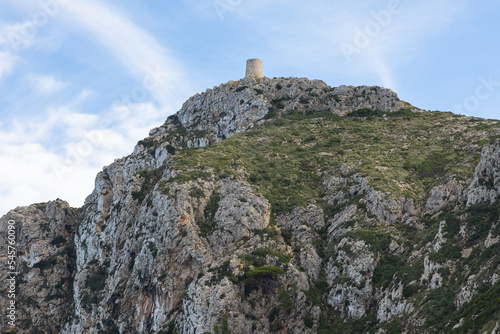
[{"left": 245, "top": 59, "right": 263, "bottom": 79}]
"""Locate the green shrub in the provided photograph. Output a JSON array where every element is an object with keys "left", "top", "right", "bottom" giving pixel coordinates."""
[
  {"left": 107, "top": 326, "right": 120, "bottom": 334},
  {"left": 35, "top": 203, "right": 47, "bottom": 211},
  {"left": 430, "top": 243, "right": 461, "bottom": 263},
  {"left": 270, "top": 320, "right": 284, "bottom": 332},
  {"left": 402, "top": 284, "right": 420, "bottom": 298},
  {"left": 241, "top": 248, "right": 290, "bottom": 268},
  {"left": 270, "top": 97, "right": 291, "bottom": 109},
  {"left": 131, "top": 191, "right": 146, "bottom": 203},
  {"left": 466, "top": 204, "right": 499, "bottom": 240},
  {"left": 373, "top": 255, "right": 406, "bottom": 287},
  {"left": 278, "top": 289, "right": 295, "bottom": 311},
  {"left": 244, "top": 266, "right": 285, "bottom": 281},
  {"left": 85, "top": 266, "right": 107, "bottom": 292},
  {"left": 329, "top": 94, "right": 341, "bottom": 102},
  {"left": 165, "top": 144, "right": 176, "bottom": 155},
  {"left": 167, "top": 170, "right": 211, "bottom": 184},
  {"left": 235, "top": 86, "right": 248, "bottom": 92},
  {"left": 268, "top": 306, "right": 279, "bottom": 322},
  {"left": 282, "top": 109, "right": 341, "bottom": 121},
  {"left": 303, "top": 315, "right": 314, "bottom": 328},
  {"left": 197, "top": 192, "right": 220, "bottom": 237},
  {"left": 207, "top": 260, "right": 237, "bottom": 286},
  {"left": 241, "top": 253, "right": 267, "bottom": 267},
  {"left": 480, "top": 243, "right": 500, "bottom": 260},
  {"left": 81, "top": 290, "right": 93, "bottom": 310},
  {"left": 205, "top": 193, "right": 220, "bottom": 218},
  {"left": 347, "top": 108, "right": 415, "bottom": 119},
  {"left": 132, "top": 167, "right": 165, "bottom": 204},
  {"left": 33, "top": 258, "right": 57, "bottom": 271},
  {"left": 138, "top": 139, "right": 155, "bottom": 148},
  {"left": 422, "top": 286, "right": 456, "bottom": 329},
  {"left": 299, "top": 97, "right": 310, "bottom": 104},
  {"left": 347, "top": 108, "right": 379, "bottom": 117},
  {"left": 190, "top": 188, "right": 205, "bottom": 198},
  {"left": 281, "top": 228, "right": 293, "bottom": 245},
  {"left": 50, "top": 235, "right": 66, "bottom": 247},
  {"left": 148, "top": 242, "right": 158, "bottom": 258},
  {"left": 264, "top": 107, "right": 278, "bottom": 119},
  {"left": 344, "top": 230, "right": 391, "bottom": 254},
  {"left": 254, "top": 227, "right": 280, "bottom": 241},
  {"left": 438, "top": 211, "right": 460, "bottom": 237},
  {"left": 304, "top": 286, "right": 322, "bottom": 306}
]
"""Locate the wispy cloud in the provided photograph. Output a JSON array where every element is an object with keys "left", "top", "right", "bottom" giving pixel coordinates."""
[
  {"left": 28, "top": 74, "right": 66, "bottom": 94},
  {"left": 6, "top": 0, "right": 192, "bottom": 105},
  {"left": 0, "top": 0, "right": 191, "bottom": 214},
  {"left": 56, "top": 0, "right": 190, "bottom": 105},
  {"left": 0, "top": 20, "right": 37, "bottom": 50},
  {"left": 0, "top": 99, "right": 171, "bottom": 215},
  {"left": 0, "top": 52, "right": 16, "bottom": 82},
  {"left": 0, "top": 22, "right": 26, "bottom": 82},
  {"left": 229, "top": 0, "right": 465, "bottom": 90}
]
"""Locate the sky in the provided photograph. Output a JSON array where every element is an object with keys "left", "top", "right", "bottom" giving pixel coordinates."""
[{"left": 1, "top": 0, "right": 499, "bottom": 215}]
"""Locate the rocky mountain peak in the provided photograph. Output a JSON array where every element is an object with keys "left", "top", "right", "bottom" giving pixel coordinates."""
[{"left": 141, "top": 76, "right": 412, "bottom": 168}]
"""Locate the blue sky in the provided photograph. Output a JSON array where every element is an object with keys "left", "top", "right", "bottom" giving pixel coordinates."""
[{"left": 1, "top": 0, "right": 499, "bottom": 214}]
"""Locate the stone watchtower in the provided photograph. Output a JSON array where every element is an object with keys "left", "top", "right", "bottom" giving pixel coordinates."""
[{"left": 245, "top": 59, "right": 263, "bottom": 79}]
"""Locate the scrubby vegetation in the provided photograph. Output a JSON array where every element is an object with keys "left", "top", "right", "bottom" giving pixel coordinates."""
[
  {"left": 132, "top": 167, "right": 165, "bottom": 204},
  {"left": 171, "top": 109, "right": 500, "bottom": 213},
  {"left": 196, "top": 192, "right": 220, "bottom": 237},
  {"left": 166, "top": 109, "right": 500, "bottom": 333}
]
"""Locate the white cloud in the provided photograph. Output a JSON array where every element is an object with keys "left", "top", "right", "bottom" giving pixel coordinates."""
[
  {"left": 28, "top": 74, "right": 66, "bottom": 94},
  {"left": 0, "top": 23, "right": 25, "bottom": 82},
  {"left": 0, "top": 21, "right": 37, "bottom": 50},
  {"left": 0, "top": 0, "right": 191, "bottom": 215},
  {"left": 0, "top": 19, "right": 62, "bottom": 84},
  {"left": 0, "top": 99, "right": 172, "bottom": 216},
  {"left": 5, "top": 0, "right": 192, "bottom": 106},
  {"left": 0, "top": 52, "right": 16, "bottom": 81},
  {"left": 56, "top": 0, "right": 190, "bottom": 106}
]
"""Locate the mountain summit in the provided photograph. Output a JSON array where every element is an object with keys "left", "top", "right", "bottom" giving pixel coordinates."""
[{"left": 1, "top": 67, "right": 500, "bottom": 333}]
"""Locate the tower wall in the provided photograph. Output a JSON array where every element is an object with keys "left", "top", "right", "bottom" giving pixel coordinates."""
[{"left": 245, "top": 59, "right": 263, "bottom": 78}]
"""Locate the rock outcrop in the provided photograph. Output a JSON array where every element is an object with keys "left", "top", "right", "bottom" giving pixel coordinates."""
[
  {"left": 0, "top": 200, "right": 77, "bottom": 333},
  {"left": 144, "top": 77, "right": 412, "bottom": 155},
  {"left": 467, "top": 142, "right": 500, "bottom": 206}
]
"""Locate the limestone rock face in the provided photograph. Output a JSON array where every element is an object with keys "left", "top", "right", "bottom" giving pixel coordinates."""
[
  {"left": 376, "top": 282, "right": 414, "bottom": 322},
  {"left": 60, "top": 170, "right": 324, "bottom": 333},
  {"left": 326, "top": 238, "right": 376, "bottom": 320},
  {"left": 0, "top": 200, "right": 77, "bottom": 333},
  {"left": 425, "top": 179, "right": 467, "bottom": 215},
  {"left": 209, "top": 179, "right": 271, "bottom": 256},
  {"left": 467, "top": 140, "right": 500, "bottom": 206}
]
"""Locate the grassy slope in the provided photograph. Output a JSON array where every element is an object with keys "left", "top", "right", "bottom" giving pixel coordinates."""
[
  {"left": 171, "top": 110, "right": 500, "bottom": 210},
  {"left": 166, "top": 109, "right": 500, "bottom": 333}
]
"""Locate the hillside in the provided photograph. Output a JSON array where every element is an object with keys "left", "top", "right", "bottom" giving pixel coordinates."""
[{"left": 1, "top": 76, "right": 500, "bottom": 334}]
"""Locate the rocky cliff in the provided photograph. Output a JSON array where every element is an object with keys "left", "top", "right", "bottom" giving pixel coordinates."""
[{"left": 1, "top": 77, "right": 500, "bottom": 334}]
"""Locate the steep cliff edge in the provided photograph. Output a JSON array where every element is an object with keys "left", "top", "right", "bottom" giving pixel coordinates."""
[
  {"left": 0, "top": 200, "right": 77, "bottom": 332},
  {"left": 2, "top": 77, "right": 500, "bottom": 334}
]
